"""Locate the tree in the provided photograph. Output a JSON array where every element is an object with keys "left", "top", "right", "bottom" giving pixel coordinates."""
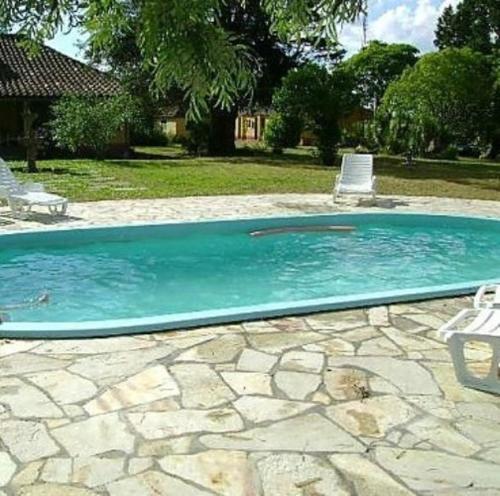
[
  {"left": 487, "top": 60, "right": 500, "bottom": 158},
  {"left": 342, "top": 40, "right": 419, "bottom": 110},
  {"left": 84, "top": 13, "right": 163, "bottom": 145},
  {"left": 50, "top": 94, "right": 140, "bottom": 158},
  {"left": 272, "top": 64, "right": 355, "bottom": 165},
  {"left": 435, "top": 0, "right": 499, "bottom": 54},
  {"left": 81, "top": 1, "right": 348, "bottom": 155},
  {"left": 0, "top": 1, "right": 365, "bottom": 124},
  {"left": 374, "top": 48, "right": 495, "bottom": 156}
]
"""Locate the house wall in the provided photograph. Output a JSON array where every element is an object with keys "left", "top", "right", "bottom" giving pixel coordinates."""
[
  {"left": 158, "top": 117, "right": 188, "bottom": 139},
  {"left": 234, "top": 115, "right": 266, "bottom": 141},
  {"left": 0, "top": 101, "right": 23, "bottom": 144}
]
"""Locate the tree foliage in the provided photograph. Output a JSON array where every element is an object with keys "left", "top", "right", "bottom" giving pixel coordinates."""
[
  {"left": 374, "top": 48, "right": 495, "bottom": 156},
  {"left": 435, "top": 0, "right": 499, "bottom": 54},
  {"left": 50, "top": 93, "right": 140, "bottom": 157},
  {"left": 264, "top": 112, "right": 302, "bottom": 153},
  {"left": 0, "top": 0, "right": 366, "bottom": 118},
  {"left": 272, "top": 64, "right": 356, "bottom": 165},
  {"left": 342, "top": 40, "right": 419, "bottom": 110}
]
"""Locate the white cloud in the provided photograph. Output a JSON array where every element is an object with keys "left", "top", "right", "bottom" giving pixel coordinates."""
[{"left": 340, "top": 0, "right": 462, "bottom": 55}]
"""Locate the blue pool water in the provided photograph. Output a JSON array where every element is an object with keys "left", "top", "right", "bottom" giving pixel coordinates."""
[{"left": 1, "top": 213, "right": 500, "bottom": 338}]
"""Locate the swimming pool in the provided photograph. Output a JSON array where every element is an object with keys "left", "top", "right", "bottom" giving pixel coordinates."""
[{"left": 1, "top": 213, "right": 499, "bottom": 338}]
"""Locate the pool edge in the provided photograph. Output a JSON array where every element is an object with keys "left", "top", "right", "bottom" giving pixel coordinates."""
[{"left": 2, "top": 279, "right": 499, "bottom": 339}]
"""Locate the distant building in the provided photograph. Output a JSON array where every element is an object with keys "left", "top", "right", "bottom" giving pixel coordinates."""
[
  {"left": 234, "top": 111, "right": 267, "bottom": 141},
  {"left": 234, "top": 107, "right": 373, "bottom": 146},
  {"left": 158, "top": 105, "right": 373, "bottom": 146},
  {"left": 156, "top": 104, "right": 188, "bottom": 140}
]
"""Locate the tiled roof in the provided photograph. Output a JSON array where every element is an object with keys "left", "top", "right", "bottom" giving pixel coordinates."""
[{"left": 0, "top": 34, "right": 121, "bottom": 98}]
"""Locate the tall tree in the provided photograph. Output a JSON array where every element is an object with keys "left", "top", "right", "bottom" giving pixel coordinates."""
[
  {"left": 375, "top": 48, "right": 495, "bottom": 156},
  {"left": 271, "top": 64, "right": 356, "bottom": 165},
  {"left": 342, "top": 40, "right": 419, "bottom": 111},
  {"left": 435, "top": 0, "right": 499, "bottom": 54},
  {"left": 205, "top": 1, "right": 298, "bottom": 155},
  {"left": 0, "top": 1, "right": 365, "bottom": 120},
  {"left": 60, "top": 0, "right": 355, "bottom": 155},
  {"left": 435, "top": 0, "right": 500, "bottom": 158}
]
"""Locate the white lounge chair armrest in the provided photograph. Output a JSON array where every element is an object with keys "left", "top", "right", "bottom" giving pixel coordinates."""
[
  {"left": 474, "top": 284, "right": 500, "bottom": 309},
  {"left": 438, "top": 308, "right": 470, "bottom": 341},
  {"left": 474, "top": 285, "right": 489, "bottom": 309},
  {"left": 23, "top": 182, "right": 45, "bottom": 193},
  {"left": 372, "top": 176, "right": 377, "bottom": 188}
]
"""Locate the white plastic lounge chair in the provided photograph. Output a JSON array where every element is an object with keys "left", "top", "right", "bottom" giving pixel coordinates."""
[
  {"left": 0, "top": 159, "right": 68, "bottom": 217},
  {"left": 439, "top": 295, "right": 500, "bottom": 394},
  {"left": 333, "top": 154, "right": 376, "bottom": 203},
  {"left": 474, "top": 284, "right": 500, "bottom": 309}
]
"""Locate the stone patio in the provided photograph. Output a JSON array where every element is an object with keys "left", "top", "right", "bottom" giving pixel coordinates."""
[{"left": 1, "top": 194, "right": 500, "bottom": 495}]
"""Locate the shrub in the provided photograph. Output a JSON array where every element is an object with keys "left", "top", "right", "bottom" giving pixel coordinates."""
[
  {"left": 271, "top": 64, "right": 355, "bottom": 165},
  {"left": 50, "top": 93, "right": 141, "bottom": 158},
  {"left": 264, "top": 113, "right": 302, "bottom": 153},
  {"left": 182, "top": 119, "right": 210, "bottom": 155},
  {"left": 435, "top": 145, "right": 459, "bottom": 160},
  {"left": 131, "top": 126, "right": 169, "bottom": 146}
]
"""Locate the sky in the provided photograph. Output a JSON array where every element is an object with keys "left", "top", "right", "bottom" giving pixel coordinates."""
[{"left": 47, "top": 0, "right": 461, "bottom": 61}]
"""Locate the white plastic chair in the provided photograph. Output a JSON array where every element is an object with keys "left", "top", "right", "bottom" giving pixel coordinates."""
[
  {"left": 333, "top": 154, "right": 376, "bottom": 203},
  {"left": 0, "top": 159, "right": 68, "bottom": 217},
  {"left": 474, "top": 284, "right": 500, "bottom": 309},
  {"left": 439, "top": 285, "right": 500, "bottom": 394}
]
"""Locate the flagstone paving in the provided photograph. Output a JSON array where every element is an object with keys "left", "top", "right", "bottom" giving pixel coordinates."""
[
  {"left": 1, "top": 299, "right": 500, "bottom": 495},
  {"left": 0, "top": 193, "right": 499, "bottom": 231},
  {"left": 1, "top": 194, "right": 500, "bottom": 495}
]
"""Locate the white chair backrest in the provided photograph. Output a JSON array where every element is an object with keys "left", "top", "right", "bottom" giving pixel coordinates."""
[
  {"left": 0, "top": 159, "right": 24, "bottom": 196},
  {"left": 340, "top": 154, "right": 373, "bottom": 185}
]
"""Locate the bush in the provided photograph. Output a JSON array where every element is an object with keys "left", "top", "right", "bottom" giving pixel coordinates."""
[
  {"left": 375, "top": 48, "right": 495, "bottom": 155},
  {"left": 182, "top": 119, "right": 210, "bottom": 155},
  {"left": 435, "top": 145, "right": 459, "bottom": 160},
  {"left": 271, "top": 64, "right": 355, "bottom": 165},
  {"left": 131, "top": 126, "right": 169, "bottom": 146},
  {"left": 264, "top": 113, "right": 302, "bottom": 153},
  {"left": 50, "top": 93, "right": 141, "bottom": 158}
]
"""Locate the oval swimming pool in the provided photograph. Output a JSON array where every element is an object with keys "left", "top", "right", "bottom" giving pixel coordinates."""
[{"left": 1, "top": 213, "right": 499, "bottom": 338}]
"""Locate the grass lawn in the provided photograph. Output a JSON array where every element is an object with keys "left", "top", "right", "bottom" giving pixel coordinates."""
[{"left": 8, "top": 145, "right": 500, "bottom": 202}]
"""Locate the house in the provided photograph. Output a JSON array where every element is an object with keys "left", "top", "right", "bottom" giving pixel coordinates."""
[
  {"left": 234, "top": 111, "right": 267, "bottom": 141},
  {"left": 156, "top": 104, "right": 188, "bottom": 140},
  {"left": 234, "top": 108, "right": 373, "bottom": 146},
  {"left": 0, "top": 34, "right": 124, "bottom": 166}
]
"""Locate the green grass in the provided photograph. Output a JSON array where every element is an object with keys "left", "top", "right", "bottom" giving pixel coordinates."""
[{"left": 9, "top": 146, "right": 500, "bottom": 202}]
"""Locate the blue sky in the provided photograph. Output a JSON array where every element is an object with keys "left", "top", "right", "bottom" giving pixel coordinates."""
[{"left": 47, "top": 0, "right": 460, "bottom": 60}]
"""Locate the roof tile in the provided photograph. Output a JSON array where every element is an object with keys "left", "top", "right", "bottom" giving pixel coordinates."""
[{"left": 0, "top": 34, "right": 121, "bottom": 98}]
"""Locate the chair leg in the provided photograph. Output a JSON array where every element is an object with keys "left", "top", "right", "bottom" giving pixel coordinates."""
[
  {"left": 8, "top": 199, "right": 28, "bottom": 219},
  {"left": 48, "top": 203, "right": 68, "bottom": 216},
  {"left": 448, "top": 334, "right": 500, "bottom": 394}
]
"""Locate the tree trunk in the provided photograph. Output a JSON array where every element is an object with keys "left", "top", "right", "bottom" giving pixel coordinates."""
[
  {"left": 207, "top": 107, "right": 237, "bottom": 156},
  {"left": 22, "top": 102, "right": 38, "bottom": 173},
  {"left": 483, "top": 135, "right": 500, "bottom": 160}
]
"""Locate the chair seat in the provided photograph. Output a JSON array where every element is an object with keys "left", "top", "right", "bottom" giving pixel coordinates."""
[
  {"left": 10, "top": 191, "right": 67, "bottom": 206},
  {"left": 338, "top": 183, "right": 374, "bottom": 193},
  {"left": 439, "top": 305, "right": 500, "bottom": 395}
]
